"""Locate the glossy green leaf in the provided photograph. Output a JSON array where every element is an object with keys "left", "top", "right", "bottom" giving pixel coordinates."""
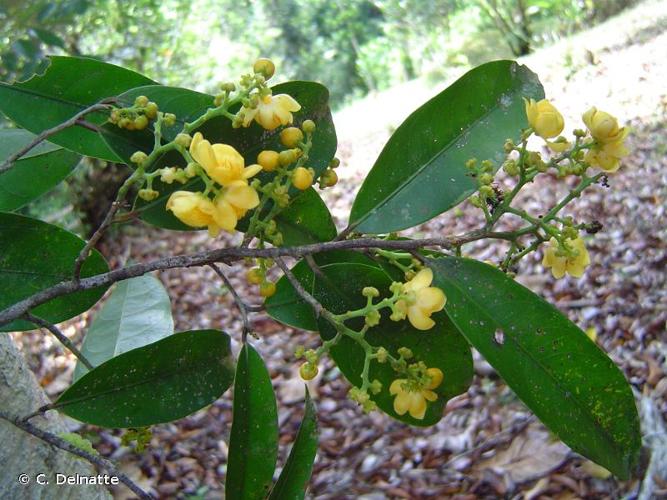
[
  {"left": 74, "top": 275, "right": 174, "bottom": 381},
  {"left": 226, "top": 343, "right": 279, "bottom": 499},
  {"left": 429, "top": 256, "right": 641, "bottom": 478},
  {"left": 265, "top": 251, "right": 383, "bottom": 331},
  {"left": 103, "top": 82, "right": 337, "bottom": 233},
  {"left": 0, "top": 56, "right": 155, "bottom": 161},
  {"left": 57, "top": 330, "right": 234, "bottom": 428},
  {"left": 266, "top": 253, "right": 473, "bottom": 426},
  {"left": 268, "top": 388, "right": 318, "bottom": 500},
  {"left": 0, "top": 212, "right": 109, "bottom": 332},
  {"left": 269, "top": 188, "right": 337, "bottom": 246},
  {"left": 348, "top": 60, "right": 544, "bottom": 234},
  {"left": 0, "top": 129, "right": 81, "bottom": 211}
]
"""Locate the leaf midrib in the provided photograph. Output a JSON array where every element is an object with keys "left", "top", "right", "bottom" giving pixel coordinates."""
[
  {"left": 440, "top": 263, "right": 624, "bottom": 458},
  {"left": 352, "top": 89, "right": 518, "bottom": 231}
]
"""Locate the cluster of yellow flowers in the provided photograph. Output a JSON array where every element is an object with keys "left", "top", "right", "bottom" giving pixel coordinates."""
[
  {"left": 391, "top": 268, "right": 447, "bottom": 331},
  {"left": 524, "top": 98, "right": 629, "bottom": 172},
  {"left": 166, "top": 132, "right": 262, "bottom": 236},
  {"left": 542, "top": 236, "right": 591, "bottom": 279},
  {"left": 390, "top": 367, "right": 444, "bottom": 420},
  {"left": 582, "top": 107, "right": 629, "bottom": 173}
]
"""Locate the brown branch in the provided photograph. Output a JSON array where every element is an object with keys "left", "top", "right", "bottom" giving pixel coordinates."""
[
  {"left": 0, "top": 233, "right": 489, "bottom": 328},
  {"left": 208, "top": 264, "right": 253, "bottom": 341},
  {"left": 23, "top": 313, "right": 93, "bottom": 370},
  {"left": 0, "top": 410, "right": 154, "bottom": 499},
  {"left": 0, "top": 101, "right": 113, "bottom": 175},
  {"left": 275, "top": 257, "right": 325, "bottom": 319}
]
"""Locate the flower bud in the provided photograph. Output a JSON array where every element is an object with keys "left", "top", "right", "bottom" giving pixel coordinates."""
[
  {"left": 525, "top": 98, "right": 564, "bottom": 139},
  {"left": 278, "top": 149, "right": 296, "bottom": 167},
  {"left": 376, "top": 348, "right": 388, "bottom": 363},
  {"left": 302, "top": 119, "right": 316, "bottom": 133},
  {"left": 260, "top": 281, "right": 276, "bottom": 298},
  {"left": 246, "top": 267, "right": 263, "bottom": 285},
  {"left": 479, "top": 185, "right": 494, "bottom": 198},
  {"left": 145, "top": 102, "right": 158, "bottom": 119},
  {"left": 220, "top": 82, "right": 236, "bottom": 93},
  {"left": 184, "top": 162, "right": 198, "bottom": 178},
  {"left": 292, "top": 167, "right": 313, "bottom": 190},
  {"left": 134, "top": 95, "right": 149, "bottom": 107},
  {"left": 280, "top": 127, "right": 304, "bottom": 148},
  {"left": 253, "top": 58, "right": 276, "bottom": 79},
  {"left": 175, "top": 133, "right": 192, "bottom": 148},
  {"left": 397, "top": 347, "right": 413, "bottom": 359},
  {"left": 134, "top": 115, "right": 149, "bottom": 130},
  {"left": 258, "top": 150, "right": 280, "bottom": 172},
  {"left": 138, "top": 188, "right": 159, "bottom": 201},
  {"left": 479, "top": 173, "right": 493, "bottom": 185},
  {"left": 130, "top": 151, "right": 148, "bottom": 164},
  {"left": 365, "top": 310, "right": 381, "bottom": 327},
  {"left": 299, "top": 363, "right": 318, "bottom": 381},
  {"left": 163, "top": 113, "right": 176, "bottom": 126},
  {"left": 362, "top": 286, "right": 380, "bottom": 298},
  {"left": 320, "top": 169, "right": 338, "bottom": 187}
]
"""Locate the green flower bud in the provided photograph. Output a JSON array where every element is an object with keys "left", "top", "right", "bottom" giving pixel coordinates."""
[
  {"left": 362, "top": 286, "right": 380, "bottom": 298},
  {"left": 134, "top": 95, "right": 149, "bottom": 107},
  {"left": 302, "top": 119, "right": 316, "bottom": 133},
  {"left": 130, "top": 151, "right": 148, "bottom": 164},
  {"left": 175, "top": 133, "right": 192, "bottom": 148}
]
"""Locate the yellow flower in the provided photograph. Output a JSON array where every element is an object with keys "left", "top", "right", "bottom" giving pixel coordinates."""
[
  {"left": 390, "top": 367, "right": 443, "bottom": 420},
  {"left": 395, "top": 268, "right": 446, "bottom": 331},
  {"left": 525, "top": 98, "right": 564, "bottom": 139},
  {"left": 166, "top": 191, "right": 222, "bottom": 236},
  {"left": 189, "top": 132, "right": 262, "bottom": 186},
  {"left": 584, "top": 128, "right": 629, "bottom": 173},
  {"left": 242, "top": 94, "right": 301, "bottom": 131},
  {"left": 219, "top": 180, "right": 260, "bottom": 219},
  {"left": 582, "top": 107, "right": 626, "bottom": 144},
  {"left": 542, "top": 236, "right": 590, "bottom": 279}
]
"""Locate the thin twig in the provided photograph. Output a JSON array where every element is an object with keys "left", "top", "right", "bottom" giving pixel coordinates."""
[
  {"left": 304, "top": 254, "right": 326, "bottom": 280},
  {"left": 73, "top": 168, "right": 144, "bottom": 280},
  {"left": 0, "top": 101, "right": 112, "bottom": 175},
  {"left": 275, "top": 257, "right": 325, "bottom": 319},
  {"left": 208, "top": 264, "right": 252, "bottom": 341},
  {"left": 23, "top": 313, "right": 93, "bottom": 370},
  {"left": 0, "top": 410, "right": 154, "bottom": 499},
  {"left": 0, "top": 233, "right": 490, "bottom": 328}
]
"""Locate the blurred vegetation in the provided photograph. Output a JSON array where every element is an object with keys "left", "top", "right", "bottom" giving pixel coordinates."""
[
  {"left": 0, "top": 0, "right": 639, "bottom": 235},
  {"left": 2, "top": 0, "right": 639, "bottom": 106}
]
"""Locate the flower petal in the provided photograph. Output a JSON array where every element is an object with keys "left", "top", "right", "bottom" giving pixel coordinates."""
[
  {"left": 224, "top": 183, "right": 260, "bottom": 210},
  {"left": 407, "top": 393, "right": 427, "bottom": 420},
  {"left": 407, "top": 306, "right": 435, "bottom": 331},
  {"left": 416, "top": 287, "right": 446, "bottom": 313}
]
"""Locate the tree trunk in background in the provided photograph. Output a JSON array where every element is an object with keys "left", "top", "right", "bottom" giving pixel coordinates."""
[{"left": 0, "top": 335, "right": 111, "bottom": 500}]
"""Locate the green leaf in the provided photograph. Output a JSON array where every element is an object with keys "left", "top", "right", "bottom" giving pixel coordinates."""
[
  {"left": 104, "top": 82, "right": 337, "bottom": 232},
  {"left": 348, "top": 60, "right": 544, "bottom": 234},
  {"left": 0, "top": 212, "right": 109, "bottom": 332},
  {"left": 74, "top": 274, "right": 174, "bottom": 381},
  {"left": 226, "top": 343, "right": 278, "bottom": 499},
  {"left": 57, "top": 330, "right": 234, "bottom": 427},
  {"left": 0, "top": 56, "right": 155, "bottom": 161},
  {"left": 266, "top": 253, "right": 473, "bottom": 426},
  {"left": 270, "top": 188, "right": 337, "bottom": 246},
  {"left": 268, "top": 388, "right": 318, "bottom": 500},
  {"left": 429, "top": 256, "right": 641, "bottom": 478},
  {"left": 0, "top": 129, "right": 81, "bottom": 211}
]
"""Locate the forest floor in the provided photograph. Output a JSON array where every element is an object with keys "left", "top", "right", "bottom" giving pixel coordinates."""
[{"left": 12, "top": 0, "right": 667, "bottom": 498}]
